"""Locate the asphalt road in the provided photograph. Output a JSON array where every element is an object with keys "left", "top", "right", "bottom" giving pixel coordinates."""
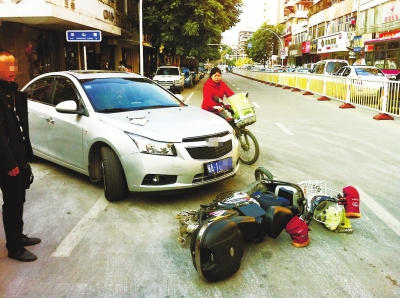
[{"left": 1, "top": 73, "right": 400, "bottom": 298}]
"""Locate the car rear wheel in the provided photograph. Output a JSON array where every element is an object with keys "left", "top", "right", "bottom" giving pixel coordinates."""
[{"left": 100, "top": 146, "right": 127, "bottom": 201}]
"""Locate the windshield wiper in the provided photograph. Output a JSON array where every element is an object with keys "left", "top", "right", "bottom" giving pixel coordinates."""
[
  {"left": 130, "top": 105, "right": 179, "bottom": 110},
  {"left": 98, "top": 108, "right": 130, "bottom": 113}
]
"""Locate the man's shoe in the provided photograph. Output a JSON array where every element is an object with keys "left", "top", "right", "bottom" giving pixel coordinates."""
[
  {"left": 22, "top": 234, "right": 41, "bottom": 246},
  {"left": 8, "top": 248, "right": 37, "bottom": 262}
]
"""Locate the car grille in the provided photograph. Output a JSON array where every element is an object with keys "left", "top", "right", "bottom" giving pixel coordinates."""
[
  {"left": 185, "top": 140, "right": 232, "bottom": 160},
  {"left": 183, "top": 131, "right": 233, "bottom": 160},
  {"left": 157, "top": 81, "right": 174, "bottom": 85}
]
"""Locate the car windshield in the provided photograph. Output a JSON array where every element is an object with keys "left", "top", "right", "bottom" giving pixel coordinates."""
[
  {"left": 80, "top": 78, "right": 184, "bottom": 112},
  {"left": 156, "top": 68, "right": 179, "bottom": 75},
  {"left": 355, "top": 68, "right": 384, "bottom": 76}
]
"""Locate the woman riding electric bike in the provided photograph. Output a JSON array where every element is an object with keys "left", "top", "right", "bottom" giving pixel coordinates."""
[{"left": 202, "top": 67, "right": 259, "bottom": 165}]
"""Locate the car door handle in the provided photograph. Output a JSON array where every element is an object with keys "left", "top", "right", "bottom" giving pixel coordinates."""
[{"left": 46, "top": 117, "right": 54, "bottom": 124}]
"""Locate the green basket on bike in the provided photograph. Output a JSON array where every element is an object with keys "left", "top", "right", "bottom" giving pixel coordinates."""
[{"left": 228, "top": 93, "right": 257, "bottom": 128}]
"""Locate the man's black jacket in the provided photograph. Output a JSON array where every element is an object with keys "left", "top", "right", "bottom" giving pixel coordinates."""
[{"left": 0, "top": 80, "right": 34, "bottom": 174}]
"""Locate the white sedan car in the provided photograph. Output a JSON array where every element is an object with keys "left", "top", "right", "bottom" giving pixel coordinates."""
[
  {"left": 22, "top": 71, "right": 239, "bottom": 201},
  {"left": 333, "top": 66, "right": 388, "bottom": 100}
]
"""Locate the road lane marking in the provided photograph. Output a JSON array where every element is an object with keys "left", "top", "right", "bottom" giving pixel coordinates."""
[
  {"left": 356, "top": 187, "right": 400, "bottom": 237},
  {"left": 275, "top": 122, "right": 294, "bottom": 135},
  {"left": 252, "top": 102, "right": 260, "bottom": 108},
  {"left": 183, "top": 92, "right": 194, "bottom": 104},
  {"left": 52, "top": 195, "right": 109, "bottom": 257}
]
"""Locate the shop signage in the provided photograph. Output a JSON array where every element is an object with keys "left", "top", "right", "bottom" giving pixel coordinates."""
[
  {"left": 301, "top": 41, "right": 310, "bottom": 54},
  {"left": 288, "top": 43, "right": 302, "bottom": 57},
  {"left": 353, "top": 35, "right": 362, "bottom": 52},
  {"left": 317, "top": 32, "right": 349, "bottom": 53},
  {"left": 309, "top": 40, "right": 318, "bottom": 54},
  {"left": 66, "top": 30, "right": 102, "bottom": 42},
  {"left": 382, "top": 2, "right": 399, "bottom": 23},
  {"left": 378, "top": 29, "right": 400, "bottom": 40}
]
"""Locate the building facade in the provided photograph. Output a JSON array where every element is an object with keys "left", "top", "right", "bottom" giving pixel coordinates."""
[
  {"left": 280, "top": 0, "right": 400, "bottom": 73},
  {"left": 0, "top": 0, "right": 159, "bottom": 87}
]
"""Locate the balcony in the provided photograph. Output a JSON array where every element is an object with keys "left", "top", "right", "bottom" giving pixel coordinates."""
[
  {"left": 285, "top": 0, "right": 295, "bottom": 9},
  {"left": 308, "top": 0, "right": 332, "bottom": 17},
  {"left": 296, "top": 0, "right": 313, "bottom": 7},
  {"left": 295, "top": 9, "right": 308, "bottom": 19}
]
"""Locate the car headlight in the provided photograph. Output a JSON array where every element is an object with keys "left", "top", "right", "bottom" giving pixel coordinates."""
[
  {"left": 174, "top": 79, "right": 181, "bottom": 84},
  {"left": 126, "top": 133, "right": 176, "bottom": 156}
]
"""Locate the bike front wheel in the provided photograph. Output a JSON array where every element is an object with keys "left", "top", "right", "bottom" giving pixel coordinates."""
[{"left": 237, "top": 129, "right": 259, "bottom": 165}]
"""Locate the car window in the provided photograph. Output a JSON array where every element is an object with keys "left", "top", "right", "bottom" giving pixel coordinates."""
[
  {"left": 25, "top": 76, "right": 55, "bottom": 105},
  {"left": 314, "top": 62, "right": 325, "bottom": 74},
  {"left": 53, "top": 77, "right": 79, "bottom": 106},
  {"left": 342, "top": 67, "right": 351, "bottom": 77},
  {"left": 81, "top": 78, "right": 184, "bottom": 112},
  {"left": 326, "top": 62, "right": 348, "bottom": 74},
  {"left": 354, "top": 67, "right": 385, "bottom": 76},
  {"left": 334, "top": 67, "right": 345, "bottom": 76}
]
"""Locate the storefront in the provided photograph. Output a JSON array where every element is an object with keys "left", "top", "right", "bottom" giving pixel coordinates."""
[
  {"left": 288, "top": 43, "right": 303, "bottom": 67},
  {"left": 317, "top": 31, "right": 350, "bottom": 61},
  {"left": 0, "top": 0, "right": 137, "bottom": 87},
  {"left": 309, "top": 39, "right": 319, "bottom": 63}
]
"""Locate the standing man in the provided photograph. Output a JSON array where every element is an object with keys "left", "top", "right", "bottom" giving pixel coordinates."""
[
  {"left": 0, "top": 50, "right": 40, "bottom": 262},
  {"left": 117, "top": 60, "right": 126, "bottom": 72},
  {"left": 103, "top": 61, "right": 110, "bottom": 70}
]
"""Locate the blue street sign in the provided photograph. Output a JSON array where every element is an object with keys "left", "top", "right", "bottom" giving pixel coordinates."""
[
  {"left": 247, "top": 43, "right": 252, "bottom": 48},
  {"left": 66, "top": 30, "right": 102, "bottom": 42}
]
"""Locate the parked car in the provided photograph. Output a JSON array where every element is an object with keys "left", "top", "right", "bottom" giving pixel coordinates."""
[
  {"left": 333, "top": 65, "right": 388, "bottom": 100},
  {"left": 152, "top": 65, "right": 184, "bottom": 93},
  {"left": 190, "top": 68, "right": 200, "bottom": 85},
  {"left": 21, "top": 71, "right": 240, "bottom": 202},
  {"left": 182, "top": 67, "right": 193, "bottom": 88},
  {"left": 311, "top": 59, "right": 349, "bottom": 75},
  {"left": 295, "top": 68, "right": 311, "bottom": 73}
]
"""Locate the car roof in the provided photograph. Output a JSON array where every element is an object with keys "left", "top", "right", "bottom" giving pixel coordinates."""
[
  {"left": 347, "top": 66, "right": 379, "bottom": 68},
  {"left": 37, "top": 70, "right": 145, "bottom": 80},
  {"left": 158, "top": 65, "right": 179, "bottom": 68},
  {"left": 318, "top": 59, "right": 348, "bottom": 62}
]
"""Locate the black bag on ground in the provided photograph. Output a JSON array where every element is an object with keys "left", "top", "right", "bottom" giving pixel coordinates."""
[
  {"left": 265, "top": 206, "right": 293, "bottom": 239},
  {"left": 236, "top": 203, "right": 267, "bottom": 243},
  {"left": 277, "top": 187, "right": 294, "bottom": 206},
  {"left": 251, "top": 191, "right": 285, "bottom": 211},
  {"left": 190, "top": 218, "right": 244, "bottom": 282}
]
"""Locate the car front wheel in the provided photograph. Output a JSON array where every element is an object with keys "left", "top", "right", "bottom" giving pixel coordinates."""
[{"left": 101, "top": 146, "right": 127, "bottom": 201}]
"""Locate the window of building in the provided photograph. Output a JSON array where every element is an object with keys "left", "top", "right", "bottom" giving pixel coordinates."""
[{"left": 337, "top": 16, "right": 343, "bottom": 32}]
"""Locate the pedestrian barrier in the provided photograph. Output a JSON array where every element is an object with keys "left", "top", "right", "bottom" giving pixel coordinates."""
[{"left": 234, "top": 70, "right": 400, "bottom": 120}]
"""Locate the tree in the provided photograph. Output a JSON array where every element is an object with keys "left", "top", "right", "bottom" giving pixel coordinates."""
[
  {"left": 246, "top": 23, "right": 285, "bottom": 67},
  {"left": 135, "top": 0, "right": 243, "bottom": 62}
]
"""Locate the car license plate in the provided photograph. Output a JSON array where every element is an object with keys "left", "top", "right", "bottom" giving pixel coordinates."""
[{"left": 204, "top": 157, "right": 232, "bottom": 175}]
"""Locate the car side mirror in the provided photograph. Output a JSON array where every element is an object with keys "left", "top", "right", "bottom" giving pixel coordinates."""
[{"left": 55, "top": 100, "right": 85, "bottom": 115}]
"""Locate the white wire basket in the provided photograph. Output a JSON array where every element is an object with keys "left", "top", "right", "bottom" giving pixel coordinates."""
[{"left": 297, "top": 180, "right": 342, "bottom": 209}]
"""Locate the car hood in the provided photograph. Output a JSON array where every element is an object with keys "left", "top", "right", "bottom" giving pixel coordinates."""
[{"left": 97, "top": 106, "right": 232, "bottom": 142}]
